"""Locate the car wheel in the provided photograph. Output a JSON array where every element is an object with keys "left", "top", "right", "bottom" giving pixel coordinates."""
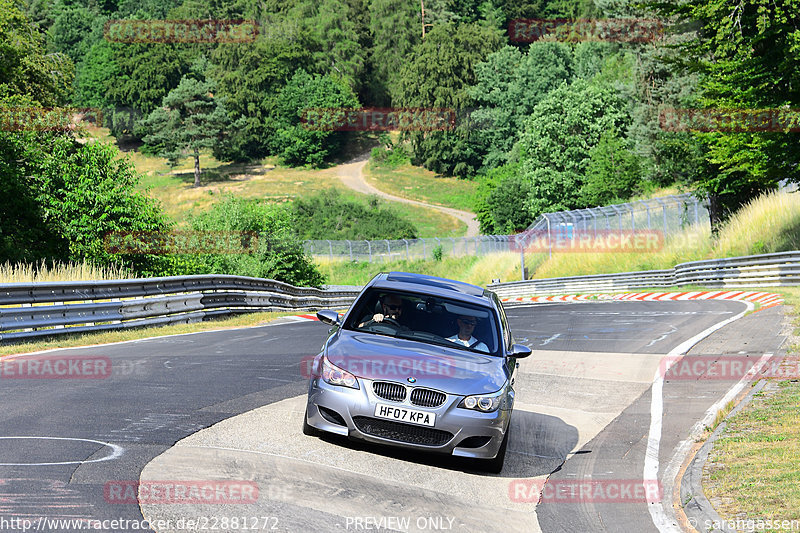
[
  {"left": 482, "top": 426, "right": 509, "bottom": 474},
  {"left": 302, "top": 408, "right": 321, "bottom": 437}
]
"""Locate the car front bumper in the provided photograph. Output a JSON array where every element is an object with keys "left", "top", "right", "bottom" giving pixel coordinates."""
[{"left": 305, "top": 376, "right": 510, "bottom": 460}]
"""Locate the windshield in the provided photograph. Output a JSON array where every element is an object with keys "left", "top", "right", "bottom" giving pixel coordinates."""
[{"left": 344, "top": 289, "right": 501, "bottom": 356}]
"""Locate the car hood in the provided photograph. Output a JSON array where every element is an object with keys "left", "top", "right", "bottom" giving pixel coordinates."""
[{"left": 326, "top": 331, "right": 508, "bottom": 394}]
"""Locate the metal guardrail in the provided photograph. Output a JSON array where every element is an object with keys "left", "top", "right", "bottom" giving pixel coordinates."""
[
  {"left": 488, "top": 251, "right": 800, "bottom": 299},
  {"left": 4, "top": 251, "right": 797, "bottom": 342},
  {"left": 0, "top": 275, "right": 362, "bottom": 343}
]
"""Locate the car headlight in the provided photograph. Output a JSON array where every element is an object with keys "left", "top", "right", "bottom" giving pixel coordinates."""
[
  {"left": 321, "top": 355, "right": 359, "bottom": 389},
  {"left": 458, "top": 388, "right": 506, "bottom": 413}
]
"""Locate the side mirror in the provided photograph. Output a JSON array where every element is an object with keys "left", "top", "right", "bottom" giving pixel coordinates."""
[
  {"left": 508, "top": 344, "right": 532, "bottom": 358},
  {"left": 316, "top": 310, "right": 341, "bottom": 326}
]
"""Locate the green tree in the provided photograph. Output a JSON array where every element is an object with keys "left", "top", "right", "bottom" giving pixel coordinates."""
[
  {"left": 468, "top": 42, "right": 574, "bottom": 170},
  {"left": 139, "top": 77, "right": 242, "bottom": 187},
  {"left": 651, "top": 0, "right": 800, "bottom": 227},
  {"left": 474, "top": 162, "right": 532, "bottom": 234},
  {"left": 0, "top": 128, "right": 171, "bottom": 273},
  {"left": 518, "top": 79, "right": 631, "bottom": 216},
  {"left": 367, "top": 0, "right": 419, "bottom": 104},
  {"left": 580, "top": 131, "right": 643, "bottom": 206},
  {"left": 73, "top": 40, "right": 118, "bottom": 108},
  {"left": 396, "top": 22, "right": 503, "bottom": 176},
  {"left": 209, "top": 31, "right": 313, "bottom": 160},
  {"left": 47, "top": 4, "right": 103, "bottom": 64},
  {"left": 0, "top": 0, "right": 74, "bottom": 106},
  {"left": 271, "top": 69, "right": 360, "bottom": 166},
  {"left": 309, "top": 0, "right": 368, "bottom": 94},
  {"left": 104, "top": 39, "right": 195, "bottom": 135}
]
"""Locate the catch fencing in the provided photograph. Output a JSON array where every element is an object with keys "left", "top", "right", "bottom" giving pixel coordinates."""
[
  {"left": 519, "top": 193, "right": 708, "bottom": 256},
  {"left": 304, "top": 194, "right": 709, "bottom": 263},
  {"left": 303, "top": 236, "right": 514, "bottom": 262},
  {"left": 0, "top": 275, "right": 360, "bottom": 343}
]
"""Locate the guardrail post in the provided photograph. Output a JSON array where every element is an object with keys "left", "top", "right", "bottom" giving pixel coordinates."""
[
  {"left": 403, "top": 239, "right": 409, "bottom": 260},
  {"left": 366, "top": 240, "right": 372, "bottom": 262},
  {"left": 422, "top": 239, "right": 426, "bottom": 257},
  {"left": 385, "top": 239, "right": 391, "bottom": 260},
  {"left": 348, "top": 240, "right": 353, "bottom": 261},
  {"left": 327, "top": 240, "right": 332, "bottom": 261}
]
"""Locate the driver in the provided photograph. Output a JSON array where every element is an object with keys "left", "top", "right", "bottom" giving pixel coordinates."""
[
  {"left": 359, "top": 294, "right": 409, "bottom": 330},
  {"left": 447, "top": 315, "right": 488, "bottom": 352}
]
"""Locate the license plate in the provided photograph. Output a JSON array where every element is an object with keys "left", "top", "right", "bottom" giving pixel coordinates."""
[{"left": 374, "top": 403, "right": 436, "bottom": 427}]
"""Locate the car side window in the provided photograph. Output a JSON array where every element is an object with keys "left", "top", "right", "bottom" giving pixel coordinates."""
[{"left": 492, "top": 293, "right": 512, "bottom": 350}]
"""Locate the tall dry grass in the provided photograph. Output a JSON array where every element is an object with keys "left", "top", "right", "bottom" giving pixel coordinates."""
[
  {"left": 532, "top": 224, "right": 712, "bottom": 278},
  {"left": 713, "top": 189, "right": 800, "bottom": 257},
  {"left": 0, "top": 260, "right": 133, "bottom": 284}
]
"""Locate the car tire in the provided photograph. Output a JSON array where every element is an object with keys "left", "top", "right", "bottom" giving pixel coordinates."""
[
  {"left": 482, "top": 426, "right": 509, "bottom": 474},
  {"left": 302, "top": 408, "right": 321, "bottom": 437}
]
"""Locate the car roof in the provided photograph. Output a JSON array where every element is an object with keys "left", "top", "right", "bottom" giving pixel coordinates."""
[{"left": 367, "top": 272, "right": 493, "bottom": 306}]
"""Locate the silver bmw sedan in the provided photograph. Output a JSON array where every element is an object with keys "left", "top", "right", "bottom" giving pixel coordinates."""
[{"left": 303, "top": 272, "right": 532, "bottom": 473}]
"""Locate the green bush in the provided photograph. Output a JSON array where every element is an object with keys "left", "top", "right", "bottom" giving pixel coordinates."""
[
  {"left": 189, "top": 196, "right": 325, "bottom": 287},
  {"left": 0, "top": 127, "right": 173, "bottom": 276},
  {"left": 370, "top": 143, "right": 411, "bottom": 168},
  {"left": 291, "top": 190, "right": 418, "bottom": 240}
]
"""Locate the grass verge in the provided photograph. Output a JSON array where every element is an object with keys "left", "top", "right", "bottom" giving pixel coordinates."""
[
  {"left": 0, "top": 311, "right": 293, "bottom": 357},
  {"left": 364, "top": 160, "right": 478, "bottom": 212},
  {"left": 701, "top": 285, "right": 800, "bottom": 524},
  {"left": 704, "top": 381, "right": 800, "bottom": 523}
]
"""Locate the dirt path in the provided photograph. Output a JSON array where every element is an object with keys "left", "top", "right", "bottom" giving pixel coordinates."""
[{"left": 333, "top": 153, "right": 480, "bottom": 237}]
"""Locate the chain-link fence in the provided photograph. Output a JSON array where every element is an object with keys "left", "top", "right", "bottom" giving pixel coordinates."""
[
  {"left": 304, "top": 194, "right": 710, "bottom": 263},
  {"left": 303, "top": 236, "right": 514, "bottom": 262},
  {"left": 523, "top": 193, "right": 707, "bottom": 235}
]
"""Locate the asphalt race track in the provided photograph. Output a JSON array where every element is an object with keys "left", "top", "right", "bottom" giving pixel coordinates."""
[{"left": 0, "top": 300, "right": 787, "bottom": 532}]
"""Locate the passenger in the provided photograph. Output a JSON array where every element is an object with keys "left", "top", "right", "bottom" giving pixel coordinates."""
[{"left": 447, "top": 315, "right": 488, "bottom": 351}]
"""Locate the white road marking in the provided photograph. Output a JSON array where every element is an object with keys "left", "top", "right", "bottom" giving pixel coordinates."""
[
  {"left": 647, "top": 325, "right": 678, "bottom": 347},
  {"left": 0, "top": 436, "right": 124, "bottom": 466},
  {"left": 540, "top": 334, "right": 561, "bottom": 346},
  {"left": 645, "top": 300, "right": 753, "bottom": 533}
]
